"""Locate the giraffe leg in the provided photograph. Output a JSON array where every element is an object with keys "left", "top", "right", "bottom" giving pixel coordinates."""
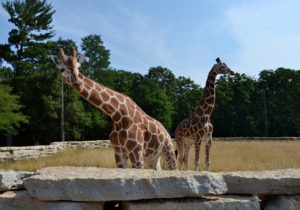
[
  {"left": 114, "top": 153, "right": 128, "bottom": 169},
  {"left": 205, "top": 137, "right": 212, "bottom": 171},
  {"left": 194, "top": 140, "right": 202, "bottom": 171},
  {"left": 182, "top": 140, "right": 193, "bottom": 170},
  {"left": 129, "top": 147, "right": 144, "bottom": 169},
  {"left": 176, "top": 137, "right": 185, "bottom": 170},
  {"left": 150, "top": 156, "right": 161, "bottom": 170}
]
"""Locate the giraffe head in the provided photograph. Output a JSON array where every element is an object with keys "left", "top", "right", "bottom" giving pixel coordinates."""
[
  {"left": 51, "top": 48, "right": 85, "bottom": 85},
  {"left": 214, "top": 57, "right": 235, "bottom": 75}
]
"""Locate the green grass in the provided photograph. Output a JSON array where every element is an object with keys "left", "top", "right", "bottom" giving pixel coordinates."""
[{"left": 1, "top": 140, "right": 300, "bottom": 172}]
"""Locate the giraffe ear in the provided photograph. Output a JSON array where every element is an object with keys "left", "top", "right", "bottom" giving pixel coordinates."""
[
  {"left": 77, "top": 53, "right": 85, "bottom": 63},
  {"left": 50, "top": 55, "right": 60, "bottom": 66}
]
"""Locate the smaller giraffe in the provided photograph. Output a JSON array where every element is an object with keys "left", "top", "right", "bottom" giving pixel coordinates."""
[
  {"left": 51, "top": 48, "right": 177, "bottom": 170},
  {"left": 175, "top": 58, "right": 234, "bottom": 171}
]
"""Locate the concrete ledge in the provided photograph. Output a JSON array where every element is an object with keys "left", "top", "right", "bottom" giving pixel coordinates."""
[
  {"left": 0, "top": 191, "right": 104, "bottom": 210},
  {"left": 0, "top": 170, "right": 33, "bottom": 192},
  {"left": 24, "top": 167, "right": 227, "bottom": 201},
  {"left": 223, "top": 169, "right": 300, "bottom": 195},
  {"left": 123, "top": 196, "right": 260, "bottom": 210}
]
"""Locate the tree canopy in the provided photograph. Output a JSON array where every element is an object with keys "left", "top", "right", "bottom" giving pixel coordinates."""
[{"left": 0, "top": 0, "right": 299, "bottom": 145}]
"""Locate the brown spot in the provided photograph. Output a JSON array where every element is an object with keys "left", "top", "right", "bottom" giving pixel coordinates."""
[
  {"left": 206, "top": 97, "right": 215, "bottom": 105},
  {"left": 80, "top": 88, "right": 89, "bottom": 99},
  {"left": 125, "top": 98, "right": 135, "bottom": 109},
  {"left": 115, "top": 93, "right": 125, "bottom": 103},
  {"left": 138, "top": 123, "right": 147, "bottom": 131},
  {"left": 119, "top": 104, "right": 128, "bottom": 115},
  {"left": 191, "top": 117, "right": 199, "bottom": 125},
  {"left": 136, "top": 129, "right": 143, "bottom": 142},
  {"left": 128, "top": 108, "right": 135, "bottom": 118},
  {"left": 205, "top": 105, "right": 214, "bottom": 114},
  {"left": 158, "top": 133, "right": 164, "bottom": 142},
  {"left": 109, "top": 131, "right": 118, "bottom": 145},
  {"left": 78, "top": 74, "right": 84, "bottom": 79},
  {"left": 143, "top": 131, "right": 151, "bottom": 141},
  {"left": 95, "top": 84, "right": 103, "bottom": 92},
  {"left": 122, "top": 117, "right": 133, "bottom": 129},
  {"left": 148, "top": 135, "right": 159, "bottom": 149},
  {"left": 106, "top": 88, "right": 114, "bottom": 96},
  {"left": 83, "top": 78, "right": 94, "bottom": 90},
  {"left": 112, "top": 145, "right": 121, "bottom": 154},
  {"left": 133, "top": 114, "right": 142, "bottom": 124},
  {"left": 112, "top": 111, "right": 122, "bottom": 122},
  {"left": 199, "top": 129, "right": 205, "bottom": 137},
  {"left": 125, "top": 139, "right": 137, "bottom": 151},
  {"left": 119, "top": 130, "right": 127, "bottom": 144},
  {"left": 110, "top": 97, "right": 119, "bottom": 109},
  {"left": 101, "top": 91, "right": 110, "bottom": 102},
  {"left": 128, "top": 124, "right": 138, "bottom": 137},
  {"left": 149, "top": 122, "right": 157, "bottom": 133},
  {"left": 89, "top": 89, "right": 102, "bottom": 106},
  {"left": 102, "top": 103, "right": 115, "bottom": 115}
]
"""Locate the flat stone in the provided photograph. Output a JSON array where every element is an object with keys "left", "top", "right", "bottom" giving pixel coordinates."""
[
  {"left": 123, "top": 195, "right": 260, "bottom": 210},
  {"left": 264, "top": 195, "right": 300, "bottom": 210},
  {"left": 0, "top": 191, "right": 104, "bottom": 210},
  {"left": 24, "top": 166, "right": 227, "bottom": 201},
  {"left": 0, "top": 170, "right": 33, "bottom": 192},
  {"left": 223, "top": 169, "right": 300, "bottom": 195}
]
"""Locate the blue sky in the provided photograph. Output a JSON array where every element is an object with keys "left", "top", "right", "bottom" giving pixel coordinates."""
[{"left": 1, "top": 0, "right": 300, "bottom": 86}]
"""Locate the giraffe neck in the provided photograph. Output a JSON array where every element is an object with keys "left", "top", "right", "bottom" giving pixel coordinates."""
[
  {"left": 71, "top": 73, "right": 123, "bottom": 119},
  {"left": 195, "top": 68, "right": 217, "bottom": 117}
]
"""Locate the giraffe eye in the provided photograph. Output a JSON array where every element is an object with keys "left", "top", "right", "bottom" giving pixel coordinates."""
[{"left": 60, "top": 68, "right": 65, "bottom": 72}]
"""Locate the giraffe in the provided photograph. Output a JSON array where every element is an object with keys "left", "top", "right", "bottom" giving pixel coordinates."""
[
  {"left": 51, "top": 48, "right": 177, "bottom": 170},
  {"left": 175, "top": 58, "right": 234, "bottom": 171}
]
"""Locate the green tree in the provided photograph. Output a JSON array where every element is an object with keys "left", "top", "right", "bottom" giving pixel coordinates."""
[
  {"left": 133, "top": 78, "right": 173, "bottom": 130},
  {"left": 146, "top": 66, "right": 176, "bottom": 100},
  {"left": 81, "top": 34, "right": 110, "bottom": 79},
  {"left": 212, "top": 74, "right": 263, "bottom": 137},
  {"left": 172, "top": 76, "right": 202, "bottom": 133},
  {"left": 0, "top": 85, "right": 28, "bottom": 137},
  {"left": 1, "top": 0, "right": 55, "bottom": 78},
  {"left": 258, "top": 68, "right": 300, "bottom": 136}
]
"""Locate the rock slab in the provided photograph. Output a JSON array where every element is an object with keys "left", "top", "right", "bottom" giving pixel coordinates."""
[
  {"left": 264, "top": 195, "right": 300, "bottom": 210},
  {"left": 123, "top": 196, "right": 260, "bottom": 210},
  {"left": 0, "top": 170, "right": 33, "bottom": 192},
  {"left": 24, "top": 166, "right": 227, "bottom": 201},
  {"left": 223, "top": 169, "right": 300, "bottom": 195},
  {"left": 0, "top": 191, "right": 104, "bottom": 210}
]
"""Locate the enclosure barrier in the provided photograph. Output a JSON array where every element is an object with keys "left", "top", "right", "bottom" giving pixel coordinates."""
[{"left": 0, "top": 167, "right": 299, "bottom": 209}]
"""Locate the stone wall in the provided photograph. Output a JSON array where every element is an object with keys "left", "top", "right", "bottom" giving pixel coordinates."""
[
  {"left": 0, "top": 167, "right": 299, "bottom": 210},
  {"left": 0, "top": 140, "right": 111, "bottom": 162}
]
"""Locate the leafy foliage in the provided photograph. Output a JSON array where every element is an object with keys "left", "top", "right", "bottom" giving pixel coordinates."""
[
  {"left": 1, "top": 0, "right": 299, "bottom": 145},
  {"left": 0, "top": 85, "right": 28, "bottom": 135}
]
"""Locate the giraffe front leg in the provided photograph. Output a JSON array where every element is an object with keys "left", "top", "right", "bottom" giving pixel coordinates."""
[
  {"left": 194, "top": 140, "right": 202, "bottom": 171},
  {"left": 205, "top": 138, "right": 212, "bottom": 171},
  {"left": 129, "top": 146, "right": 144, "bottom": 169},
  {"left": 114, "top": 152, "right": 128, "bottom": 169}
]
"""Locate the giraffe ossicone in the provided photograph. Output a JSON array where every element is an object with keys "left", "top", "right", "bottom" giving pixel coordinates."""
[
  {"left": 175, "top": 57, "right": 234, "bottom": 171},
  {"left": 51, "top": 48, "right": 177, "bottom": 170}
]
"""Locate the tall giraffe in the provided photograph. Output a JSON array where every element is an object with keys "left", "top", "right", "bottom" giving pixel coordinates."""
[
  {"left": 51, "top": 48, "right": 177, "bottom": 170},
  {"left": 175, "top": 58, "right": 234, "bottom": 171}
]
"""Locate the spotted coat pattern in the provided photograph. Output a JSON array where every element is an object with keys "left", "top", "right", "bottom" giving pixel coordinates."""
[
  {"left": 175, "top": 58, "right": 234, "bottom": 171},
  {"left": 52, "top": 48, "right": 177, "bottom": 170}
]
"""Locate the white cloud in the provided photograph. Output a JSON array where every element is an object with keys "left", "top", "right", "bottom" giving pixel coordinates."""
[{"left": 225, "top": 1, "right": 300, "bottom": 76}]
